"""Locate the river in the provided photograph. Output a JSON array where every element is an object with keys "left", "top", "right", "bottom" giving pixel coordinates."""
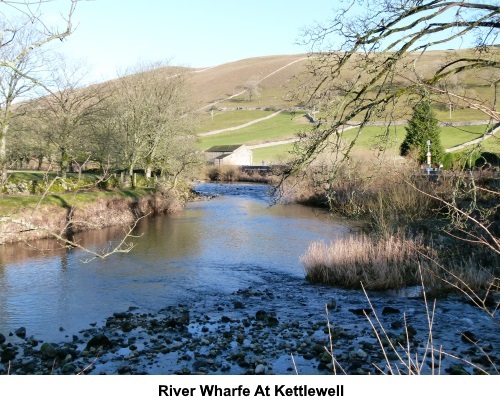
[
  {"left": 0, "top": 182, "right": 497, "bottom": 375},
  {"left": 0, "top": 183, "right": 350, "bottom": 341}
]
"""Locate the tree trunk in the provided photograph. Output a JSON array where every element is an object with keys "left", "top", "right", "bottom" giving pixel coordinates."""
[
  {"left": 37, "top": 155, "right": 44, "bottom": 171},
  {"left": 60, "top": 149, "right": 69, "bottom": 180},
  {"left": 0, "top": 120, "right": 8, "bottom": 186}
]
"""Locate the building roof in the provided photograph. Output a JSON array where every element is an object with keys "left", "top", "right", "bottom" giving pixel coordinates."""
[
  {"left": 214, "top": 153, "right": 232, "bottom": 160},
  {"left": 205, "top": 145, "right": 243, "bottom": 153}
]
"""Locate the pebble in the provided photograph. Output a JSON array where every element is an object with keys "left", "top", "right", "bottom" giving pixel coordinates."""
[{"left": 0, "top": 287, "right": 496, "bottom": 376}]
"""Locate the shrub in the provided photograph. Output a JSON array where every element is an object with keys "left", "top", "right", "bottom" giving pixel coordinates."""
[{"left": 441, "top": 150, "right": 482, "bottom": 170}]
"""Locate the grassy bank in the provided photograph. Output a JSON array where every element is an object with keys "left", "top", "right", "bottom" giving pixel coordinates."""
[
  {"left": 0, "top": 189, "right": 153, "bottom": 213},
  {"left": 0, "top": 188, "right": 184, "bottom": 245}
]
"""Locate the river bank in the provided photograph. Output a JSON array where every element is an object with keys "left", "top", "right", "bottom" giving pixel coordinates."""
[{"left": 0, "top": 188, "right": 188, "bottom": 245}]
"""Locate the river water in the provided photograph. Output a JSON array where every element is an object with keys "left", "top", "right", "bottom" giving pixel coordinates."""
[
  {"left": 0, "top": 182, "right": 498, "bottom": 375},
  {"left": 0, "top": 183, "right": 351, "bottom": 341}
]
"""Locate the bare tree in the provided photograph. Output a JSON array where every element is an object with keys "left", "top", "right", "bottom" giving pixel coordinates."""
[
  {"left": 0, "top": 0, "right": 77, "bottom": 179},
  {"left": 0, "top": 2, "right": 142, "bottom": 260},
  {"left": 243, "top": 76, "right": 260, "bottom": 101},
  {"left": 153, "top": 134, "right": 203, "bottom": 189},
  {"left": 27, "top": 56, "right": 109, "bottom": 179},
  {"left": 111, "top": 62, "right": 196, "bottom": 181}
]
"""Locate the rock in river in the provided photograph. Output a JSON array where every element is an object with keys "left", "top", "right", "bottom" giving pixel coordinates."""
[
  {"left": 40, "top": 343, "right": 58, "bottom": 359},
  {"left": 85, "top": 334, "right": 112, "bottom": 351},
  {"left": 1, "top": 348, "right": 17, "bottom": 363},
  {"left": 15, "top": 327, "right": 26, "bottom": 339}
]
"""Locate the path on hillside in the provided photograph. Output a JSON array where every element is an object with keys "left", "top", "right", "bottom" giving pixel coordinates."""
[
  {"left": 247, "top": 124, "right": 356, "bottom": 149},
  {"left": 197, "top": 110, "right": 284, "bottom": 137},
  {"left": 444, "top": 125, "right": 499, "bottom": 152},
  {"left": 248, "top": 138, "right": 296, "bottom": 149},
  {"left": 198, "top": 57, "right": 308, "bottom": 112}
]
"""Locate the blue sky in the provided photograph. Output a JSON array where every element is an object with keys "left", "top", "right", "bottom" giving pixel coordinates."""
[
  {"left": 41, "top": 0, "right": 336, "bottom": 82},
  {"left": 5, "top": 0, "right": 480, "bottom": 84}
]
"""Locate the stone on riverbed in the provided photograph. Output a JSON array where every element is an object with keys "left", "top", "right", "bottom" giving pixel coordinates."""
[
  {"left": 85, "top": 334, "right": 112, "bottom": 351},
  {"left": 165, "top": 310, "right": 190, "bottom": 328},
  {"left": 254, "top": 310, "right": 279, "bottom": 327},
  {"left": 233, "top": 301, "right": 245, "bottom": 309},
  {"left": 61, "top": 362, "right": 77, "bottom": 375},
  {"left": 0, "top": 333, "right": 5, "bottom": 345},
  {"left": 40, "top": 343, "right": 58, "bottom": 358},
  {"left": 348, "top": 308, "right": 373, "bottom": 316},
  {"left": 382, "top": 306, "right": 400, "bottom": 315},
  {"left": 327, "top": 299, "right": 337, "bottom": 310},
  {"left": 255, "top": 364, "right": 266, "bottom": 375},
  {"left": 15, "top": 327, "right": 26, "bottom": 339},
  {"left": 1, "top": 347, "right": 17, "bottom": 363},
  {"left": 461, "top": 330, "right": 478, "bottom": 344}
]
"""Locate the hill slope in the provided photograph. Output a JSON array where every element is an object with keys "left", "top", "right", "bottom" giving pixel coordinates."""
[{"left": 183, "top": 51, "right": 498, "bottom": 162}]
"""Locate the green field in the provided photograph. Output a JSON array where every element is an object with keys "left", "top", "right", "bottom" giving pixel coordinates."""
[
  {"left": 195, "top": 109, "right": 276, "bottom": 133},
  {"left": 250, "top": 124, "right": 494, "bottom": 163},
  {"left": 252, "top": 143, "right": 296, "bottom": 164},
  {"left": 439, "top": 125, "right": 490, "bottom": 148},
  {"left": 473, "top": 135, "right": 500, "bottom": 153},
  {"left": 197, "top": 111, "right": 310, "bottom": 150},
  {"left": 341, "top": 124, "right": 489, "bottom": 150}
]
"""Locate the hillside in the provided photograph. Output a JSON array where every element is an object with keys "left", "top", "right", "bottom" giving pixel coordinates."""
[
  {"left": 188, "top": 54, "right": 308, "bottom": 110},
  {"left": 183, "top": 51, "right": 498, "bottom": 163}
]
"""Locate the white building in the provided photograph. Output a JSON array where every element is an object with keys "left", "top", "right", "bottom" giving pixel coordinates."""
[{"left": 205, "top": 145, "right": 253, "bottom": 166}]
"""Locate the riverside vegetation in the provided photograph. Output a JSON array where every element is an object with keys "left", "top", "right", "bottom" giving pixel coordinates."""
[
  {"left": 287, "top": 154, "right": 499, "bottom": 293},
  {"left": 0, "top": 167, "right": 201, "bottom": 254}
]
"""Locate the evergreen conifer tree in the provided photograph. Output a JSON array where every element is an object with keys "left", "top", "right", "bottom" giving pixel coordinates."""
[{"left": 400, "top": 101, "right": 444, "bottom": 165}]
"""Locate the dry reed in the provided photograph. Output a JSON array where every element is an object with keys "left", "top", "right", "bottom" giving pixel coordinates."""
[
  {"left": 301, "top": 233, "right": 497, "bottom": 290},
  {"left": 300, "top": 235, "right": 426, "bottom": 289}
]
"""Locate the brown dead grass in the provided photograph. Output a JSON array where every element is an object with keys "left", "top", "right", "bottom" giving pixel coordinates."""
[
  {"left": 301, "top": 235, "right": 425, "bottom": 290},
  {"left": 301, "top": 234, "right": 497, "bottom": 291},
  {"left": 188, "top": 54, "right": 308, "bottom": 108},
  {"left": 205, "top": 165, "right": 272, "bottom": 183}
]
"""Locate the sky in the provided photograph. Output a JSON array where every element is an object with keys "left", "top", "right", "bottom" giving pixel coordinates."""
[
  {"left": 2, "top": 0, "right": 481, "bottom": 85},
  {"left": 33, "top": 0, "right": 337, "bottom": 83}
]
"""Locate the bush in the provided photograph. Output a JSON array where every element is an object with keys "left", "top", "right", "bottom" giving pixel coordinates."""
[{"left": 441, "top": 150, "right": 482, "bottom": 170}]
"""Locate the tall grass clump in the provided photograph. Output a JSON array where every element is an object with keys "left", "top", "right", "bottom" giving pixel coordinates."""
[
  {"left": 301, "top": 234, "right": 498, "bottom": 291},
  {"left": 300, "top": 235, "right": 430, "bottom": 289}
]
